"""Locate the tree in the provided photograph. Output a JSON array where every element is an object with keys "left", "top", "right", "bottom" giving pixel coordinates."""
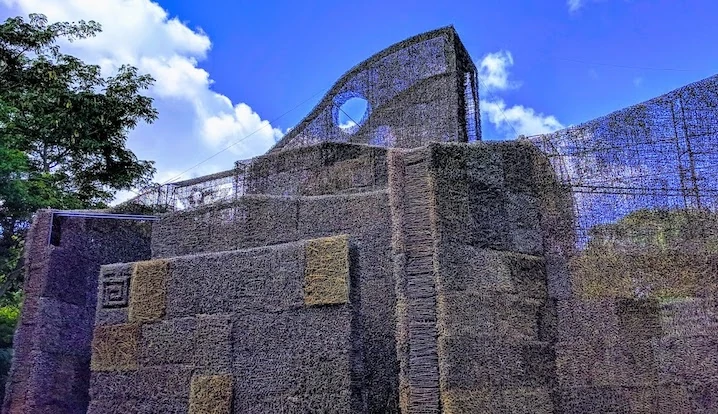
[
  {"left": 0, "top": 13, "right": 158, "bottom": 297},
  {"left": 0, "top": 12, "right": 158, "bottom": 380}
]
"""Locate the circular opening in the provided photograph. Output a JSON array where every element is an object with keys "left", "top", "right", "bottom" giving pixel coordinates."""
[{"left": 336, "top": 97, "right": 369, "bottom": 132}]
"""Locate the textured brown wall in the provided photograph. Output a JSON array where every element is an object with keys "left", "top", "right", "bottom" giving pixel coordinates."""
[
  {"left": 429, "top": 143, "right": 561, "bottom": 413},
  {"left": 3, "top": 212, "right": 152, "bottom": 414},
  {"left": 89, "top": 240, "right": 360, "bottom": 413},
  {"left": 16, "top": 141, "right": 718, "bottom": 414}
]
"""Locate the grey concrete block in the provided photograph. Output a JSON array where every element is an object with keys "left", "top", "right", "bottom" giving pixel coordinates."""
[{"left": 194, "top": 314, "right": 232, "bottom": 370}]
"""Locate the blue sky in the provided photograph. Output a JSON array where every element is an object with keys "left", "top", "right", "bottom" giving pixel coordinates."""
[{"left": 1, "top": 0, "right": 717, "bottom": 199}]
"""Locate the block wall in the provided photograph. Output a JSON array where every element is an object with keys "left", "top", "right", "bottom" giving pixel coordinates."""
[
  {"left": 89, "top": 237, "right": 361, "bottom": 413},
  {"left": 150, "top": 190, "right": 398, "bottom": 413},
  {"left": 427, "top": 142, "right": 561, "bottom": 413},
  {"left": 242, "top": 142, "right": 388, "bottom": 196},
  {"left": 3, "top": 211, "right": 152, "bottom": 414},
  {"left": 529, "top": 149, "right": 718, "bottom": 411},
  {"left": 16, "top": 140, "right": 718, "bottom": 414}
]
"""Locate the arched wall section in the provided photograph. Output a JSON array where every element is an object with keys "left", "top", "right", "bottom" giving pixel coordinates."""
[{"left": 271, "top": 26, "right": 481, "bottom": 152}]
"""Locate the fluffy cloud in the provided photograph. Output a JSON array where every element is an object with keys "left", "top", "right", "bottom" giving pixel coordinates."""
[
  {"left": 477, "top": 50, "right": 564, "bottom": 138},
  {"left": 0, "top": 0, "right": 283, "bottom": 199},
  {"left": 481, "top": 100, "right": 564, "bottom": 137},
  {"left": 477, "top": 51, "right": 519, "bottom": 92}
]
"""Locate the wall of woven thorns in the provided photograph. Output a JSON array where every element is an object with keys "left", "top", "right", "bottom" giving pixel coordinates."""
[
  {"left": 530, "top": 74, "right": 718, "bottom": 413},
  {"left": 91, "top": 146, "right": 398, "bottom": 413},
  {"left": 8, "top": 70, "right": 718, "bottom": 413},
  {"left": 120, "top": 26, "right": 480, "bottom": 215},
  {"left": 2, "top": 213, "right": 152, "bottom": 414},
  {"left": 270, "top": 26, "right": 480, "bottom": 152}
]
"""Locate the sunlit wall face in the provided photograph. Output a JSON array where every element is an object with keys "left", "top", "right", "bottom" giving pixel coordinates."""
[{"left": 271, "top": 27, "right": 481, "bottom": 152}]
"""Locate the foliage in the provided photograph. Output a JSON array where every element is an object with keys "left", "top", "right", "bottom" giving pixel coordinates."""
[
  {"left": 0, "top": 13, "right": 158, "bottom": 387},
  {"left": 0, "top": 291, "right": 20, "bottom": 348},
  {"left": 0, "top": 290, "right": 20, "bottom": 391},
  {"left": 0, "top": 13, "right": 158, "bottom": 298},
  {"left": 572, "top": 208, "right": 718, "bottom": 300},
  {"left": 588, "top": 208, "right": 718, "bottom": 252}
]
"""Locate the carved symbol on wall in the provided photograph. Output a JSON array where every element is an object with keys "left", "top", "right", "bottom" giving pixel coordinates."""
[{"left": 102, "top": 276, "right": 130, "bottom": 308}]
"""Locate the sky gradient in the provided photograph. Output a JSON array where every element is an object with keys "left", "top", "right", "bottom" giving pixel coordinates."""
[{"left": 1, "top": 0, "right": 716, "bottom": 201}]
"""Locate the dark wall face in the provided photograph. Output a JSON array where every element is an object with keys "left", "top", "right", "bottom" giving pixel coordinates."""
[
  {"left": 3, "top": 212, "right": 152, "bottom": 414},
  {"left": 413, "top": 143, "right": 562, "bottom": 413}
]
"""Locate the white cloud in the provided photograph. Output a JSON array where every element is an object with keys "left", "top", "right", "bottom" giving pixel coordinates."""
[
  {"left": 477, "top": 50, "right": 564, "bottom": 138},
  {"left": 338, "top": 120, "right": 356, "bottom": 129},
  {"left": 477, "top": 51, "right": 519, "bottom": 92},
  {"left": 633, "top": 76, "right": 644, "bottom": 87},
  {"left": 200, "top": 102, "right": 283, "bottom": 150},
  {"left": 568, "top": 0, "right": 606, "bottom": 13},
  {"left": 0, "top": 0, "right": 283, "bottom": 196},
  {"left": 567, "top": 0, "right": 584, "bottom": 12},
  {"left": 481, "top": 99, "right": 564, "bottom": 137}
]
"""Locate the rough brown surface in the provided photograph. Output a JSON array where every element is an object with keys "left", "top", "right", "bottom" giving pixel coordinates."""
[
  {"left": 2, "top": 212, "right": 152, "bottom": 414},
  {"left": 128, "top": 260, "right": 169, "bottom": 323},
  {"left": 189, "top": 375, "right": 233, "bottom": 414},
  {"left": 304, "top": 235, "right": 350, "bottom": 306},
  {"left": 13, "top": 113, "right": 718, "bottom": 414},
  {"left": 90, "top": 324, "right": 140, "bottom": 372}
]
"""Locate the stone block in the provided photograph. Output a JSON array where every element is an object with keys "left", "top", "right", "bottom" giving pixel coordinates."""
[
  {"left": 128, "top": 260, "right": 169, "bottom": 323},
  {"left": 91, "top": 324, "right": 140, "bottom": 372},
  {"left": 304, "top": 235, "right": 350, "bottom": 306},
  {"left": 140, "top": 317, "right": 196, "bottom": 366},
  {"left": 165, "top": 244, "right": 305, "bottom": 318},
  {"left": 194, "top": 314, "right": 232, "bottom": 370},
  {"left": 189, "top": 375, "right": 233, "bottom": 414}
]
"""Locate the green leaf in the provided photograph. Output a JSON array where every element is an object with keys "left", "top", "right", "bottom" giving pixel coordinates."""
[{"left": 0, "top": 12, "right": 158, "bottom": 310}]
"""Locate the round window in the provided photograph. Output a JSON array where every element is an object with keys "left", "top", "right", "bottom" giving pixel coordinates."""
[{"left": 333, "top": 94, "right": 370, "bottom": 134}]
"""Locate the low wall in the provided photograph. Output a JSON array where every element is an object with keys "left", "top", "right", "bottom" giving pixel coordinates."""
[
  {"left": 3, "top": 211, "right": 152, "bottom": 414},
  {"left": 150, "top": 190, "right": 398, "bottom": 412},
  {"left": 89, "top": 237, "right": 360, "bottom": 413}
]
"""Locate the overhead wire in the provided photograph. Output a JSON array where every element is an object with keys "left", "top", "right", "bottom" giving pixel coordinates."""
[
  {"left": 554, "top": 57, "right": 699, "bottom": 73},
  {"left": 145, "top": 87, "right": 329, "bottom": 189},
  {"left": 476, "top": 76, "right": 521, "bottom": 139},
  {"left": 148, "top": 51, "right": 702, "bottom": 184}
]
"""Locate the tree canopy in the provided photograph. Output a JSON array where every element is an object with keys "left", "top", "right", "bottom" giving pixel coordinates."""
[{"left": 0, "top": 13, "right": 157, "bottom": 320}]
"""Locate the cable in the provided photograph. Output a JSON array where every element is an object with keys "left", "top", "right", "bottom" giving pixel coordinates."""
[
  {"left": 555, "top": 57, "right": 698, "bottom": 73},
  {"left": 335, "top": 104, "right": 360, "bottom": 129},
  {"left": 158, "top": 87, "right": 328, "bottom": 186},
  {"left": 476, "top": 76, "right": 521, "bottom": 138}
]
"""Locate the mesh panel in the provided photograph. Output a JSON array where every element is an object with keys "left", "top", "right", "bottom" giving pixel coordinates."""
[
  {"left": 531, "top": 75, "right": 718, "bottom": 413},
  {"left": 529, "top": 74, "right": 718, "bottom": 245},
  {"left": 120, "top": 143, "right": 388, "bottom": 212}
]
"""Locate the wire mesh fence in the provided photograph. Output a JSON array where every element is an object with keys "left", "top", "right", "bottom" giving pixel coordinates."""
[
  {"left": 529, "top": 74, "right": 718, "bottom": 247},
  {"left": 119, "top": 168, "right": 241, "bottom": 212}
]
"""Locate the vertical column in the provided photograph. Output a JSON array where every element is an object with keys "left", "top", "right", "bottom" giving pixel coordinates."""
[{"left": 389, "top": 148, "right": 441, "bottom": 413}]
